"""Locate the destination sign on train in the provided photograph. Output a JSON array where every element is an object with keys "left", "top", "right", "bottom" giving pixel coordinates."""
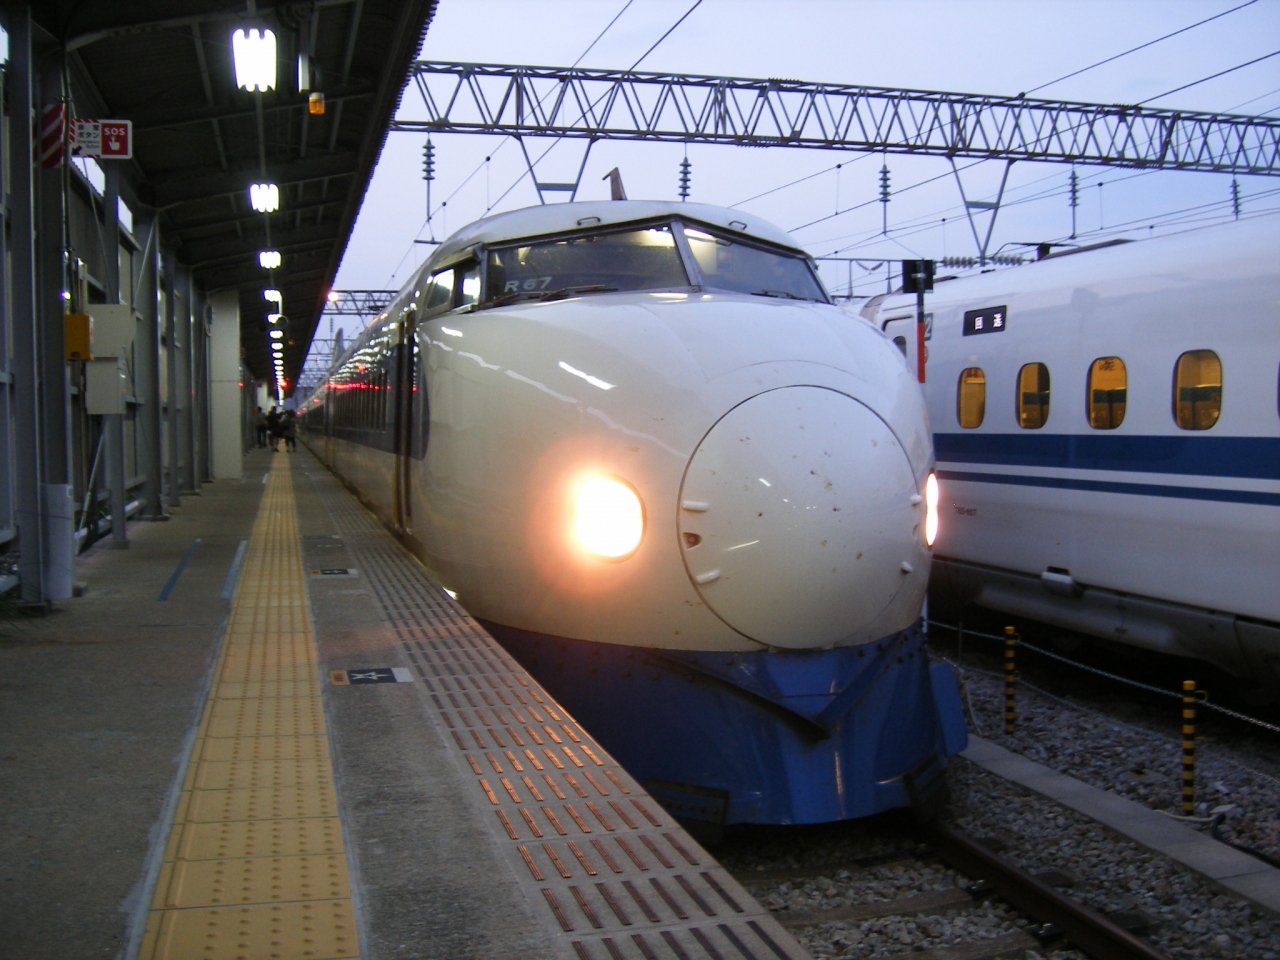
[{"left": 963, "top": 306, "right": 1007, "bottom": 336}]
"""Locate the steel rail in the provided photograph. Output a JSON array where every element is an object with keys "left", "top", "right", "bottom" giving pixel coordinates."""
[
  {"left": 924, "top": 821, "right": 1173, "bottom": 960},
  {"left": 393, "top": 61, "right": 1280, "bottom": 177}
]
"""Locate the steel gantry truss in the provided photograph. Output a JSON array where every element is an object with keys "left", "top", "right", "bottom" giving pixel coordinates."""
[{"left": 393, "top": 62, "right": 1280, "bottom": 176}]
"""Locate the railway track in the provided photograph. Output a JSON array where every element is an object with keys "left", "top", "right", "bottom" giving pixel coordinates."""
[{"left": 722, "top": 816, "right": 1172, "bottom": 960}]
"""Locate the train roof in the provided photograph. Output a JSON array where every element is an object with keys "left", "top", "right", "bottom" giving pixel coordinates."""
[
  {"left": 426, "top": 199, "right": 804, "bottom": 266},
  {"left": 867, "top": 211, "right": 1280, "bottom": 319}
]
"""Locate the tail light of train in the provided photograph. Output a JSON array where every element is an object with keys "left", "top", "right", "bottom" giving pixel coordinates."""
[
  {"left": 575, "top": 475, "right": 645, "bottom": 560},
  {"left": 925, "top": 472, "right": 939, "bottom": 547}
]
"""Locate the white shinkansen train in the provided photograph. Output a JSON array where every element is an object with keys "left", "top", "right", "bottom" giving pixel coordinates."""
[
  {"left": 866, "top": 215, "right": 1280, "bottom": 698},
  {"left": 302, "top": 199, "right": 967, "bottom": 826}
]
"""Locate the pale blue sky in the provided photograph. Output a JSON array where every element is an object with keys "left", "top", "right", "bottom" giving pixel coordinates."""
[{"left": 332, "top": 0, "right": 1280, "bottom": 303}]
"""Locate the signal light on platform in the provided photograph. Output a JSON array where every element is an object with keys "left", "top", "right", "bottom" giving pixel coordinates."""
[
  {"left": 308, "top": 92, "right": 325, "bottom": 115},
  {"left": 925, "top": 472, "right": 939, "bottom": 547},
  {"left": 232, "top": 28, "right": 277, "bottom": 92},
  {"left": 575, "top": 476, "right": 644, "bottom": 560},
  {"left": 249, "top": 183, "right": 279, "bottom": 213},
  {"left": 259, "top": 250, "right": 281, "bottom": 269}
]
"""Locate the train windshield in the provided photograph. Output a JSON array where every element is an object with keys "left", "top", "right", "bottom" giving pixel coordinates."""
[
  {"left": 682, "top": 226, "right": 827, "bottom": 303},
  {"left": 484, "top": 225, "right": 688, "bottom": 305}
]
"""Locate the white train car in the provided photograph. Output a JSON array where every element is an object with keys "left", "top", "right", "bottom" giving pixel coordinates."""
[
  {"left": 866, "top": 215, "right": 1280, "bottom": 697},
  {"left": 302, "top": 199, "right": 967, "bottom": 825}
]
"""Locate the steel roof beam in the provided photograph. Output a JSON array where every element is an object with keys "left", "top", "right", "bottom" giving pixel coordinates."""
[{"left": 393, "top": 62, "right": 1280, "bottom": 176}]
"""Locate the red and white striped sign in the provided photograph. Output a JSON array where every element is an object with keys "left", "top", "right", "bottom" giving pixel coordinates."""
[{"left": 38, "top": 104, "right": 65, "bottom": 168}]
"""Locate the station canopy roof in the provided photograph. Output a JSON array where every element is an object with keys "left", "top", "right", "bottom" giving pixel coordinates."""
[{"left": 36, "top": 0, "right": 438, "bottom": 392}]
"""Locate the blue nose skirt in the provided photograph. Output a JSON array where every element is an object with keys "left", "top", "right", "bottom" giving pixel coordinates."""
[{"left": 482, "top": 620, "right": 968, "bottom": 825}]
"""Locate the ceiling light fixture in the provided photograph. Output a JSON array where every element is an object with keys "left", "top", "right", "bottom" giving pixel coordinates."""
[
  {"left": 232, "top": 28, "right": 277, "bottom": 92},
  {"left": 269, "top": 329, "right": 284, "bottom": 339},
  {"left": 259, "top": 250, "right": 281, "bottom": 269},
  {"left": 263, "top": 289, "right": 283, "bottom": 304},
  {"left": 249, "top": 183, "right": 279, "bottom": 213}
]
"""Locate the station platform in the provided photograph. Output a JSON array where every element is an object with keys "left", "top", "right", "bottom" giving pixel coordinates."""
[{"left": 0, "top": 449, "right": 809, "bottom": 960}]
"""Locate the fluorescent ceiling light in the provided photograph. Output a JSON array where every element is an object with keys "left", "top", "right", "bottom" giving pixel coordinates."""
[
  {"left": 259, "top": 250, "right": 281, "bottom": 269},
  {"left": 232, "top": 28, "right": 277, "bottom": 92},
  {"left": 269, "top": 329, "right": 284, "bottom": 339},
  {"left": 249, "top": 183, "right": 279, "bottom": 213},
  {"left": 263, "top": 289, "right": 283, "bottom": 304}
]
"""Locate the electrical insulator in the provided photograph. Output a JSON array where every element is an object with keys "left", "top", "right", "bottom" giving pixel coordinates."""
[
  {"left": 678, "top": 157, "right": 691, "bottom": 201},
  {"left": 879, "top": 164, "right": 891, "bottom": 205},
  {"left": 422, "top": 139, "right": 436, "bottom": 181}
]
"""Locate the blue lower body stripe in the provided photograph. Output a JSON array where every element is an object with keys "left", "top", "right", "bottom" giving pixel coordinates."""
[{"left": 937, "top": 469, "right": 1280, "bottom": 506}]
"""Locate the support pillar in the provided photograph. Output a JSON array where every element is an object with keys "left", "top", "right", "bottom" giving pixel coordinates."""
[
  {"left": 8, "top": 4, "right": 45, "bottom": 602},
  {"left": 178, "top": 267, "right": 196, "bottom": 494},
  {"left": 209, "top": 292, "right": 242, "bottom": 479},
  {"left": 164, "top": 247, "right": 180, "bottom": 508},
  {"left": 133, "top": 210, "right": 164, "bottom": 518},
  {"left": 102, "top": 161, "right": 128, "bottom": 547}
]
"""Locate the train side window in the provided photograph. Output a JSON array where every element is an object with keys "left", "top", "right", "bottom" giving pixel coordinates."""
[
  {"left": 1016, "top": 362, "right": 1050, "bottom": 428},
  {"left": 1173, "top": 349, "right": 1221, "bottom": 430},
  {"left": 956, "top": 367, "right": 986, "bottom": 428},
  {"left": 1087, "top": 356, "right": 1127, "bottom": 429}
]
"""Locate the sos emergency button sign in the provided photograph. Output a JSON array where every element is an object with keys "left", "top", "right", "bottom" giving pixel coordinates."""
[{"left": 70, "top": 120, "right": 132, "bottom": 159}]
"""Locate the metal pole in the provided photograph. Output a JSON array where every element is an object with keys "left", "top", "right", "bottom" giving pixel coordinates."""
[
  {"left": 915, "top": 283, "right": 926, "bottom": 383},
  {"left": 102, "top": 158, "right": 128, "bottom": 547},
  {"left": 1004, "top": 626, "right": 1017, "bottom": 735},
  {"left": 179, "top": 266, "right": 196, "bottom": 495},
  {"left": 8, "top": 4, "right": 46, "bottom": 602},
  {"left": 1181, "top": 681, "right": 1197, "bottom": 815}
]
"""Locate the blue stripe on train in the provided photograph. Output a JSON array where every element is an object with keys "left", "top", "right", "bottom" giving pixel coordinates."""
[
  {"left": 934, "top": 433, "right": 1280, "bottom": 481},
  {"left": 937, "top": 469, "right": 1280, "bottom": 506}
]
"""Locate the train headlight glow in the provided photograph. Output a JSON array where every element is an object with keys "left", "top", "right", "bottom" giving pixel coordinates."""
[
  {"left": 575, "top": 476, "right": 644, "bottom": 560},
  {"left": 925, "top": 472, "right": 939, "bottom": 547}
]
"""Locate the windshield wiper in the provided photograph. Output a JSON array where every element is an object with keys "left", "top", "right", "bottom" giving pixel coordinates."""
[
  {"left": 750, "top": 288, "right": 812, "bottom": 301},
  {"left": 537, "top": 284, "right": 619, "bottom": 302},
  {"left": 479, "top": 284, "right": 619, "bottom": 310}
]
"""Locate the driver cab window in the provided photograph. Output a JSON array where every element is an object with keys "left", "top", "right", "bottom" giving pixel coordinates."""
[
  {"left": 423, "top": 261, "right": 480, "bottom": 315},
  {"left": 424, "top": 269, "right": 454, "bottom": 315}
]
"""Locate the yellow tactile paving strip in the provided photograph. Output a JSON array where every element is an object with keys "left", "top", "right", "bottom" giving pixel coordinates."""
[{"left": 139, "top": 457, "right": 360, "bottom": 960}]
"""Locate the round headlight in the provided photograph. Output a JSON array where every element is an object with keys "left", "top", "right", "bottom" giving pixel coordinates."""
[
  {"left": 925, "top": 472, "right": 939, "bottom": 547},
  {"left": 575, "top": 476, "right": 644, "bottom": 560}
]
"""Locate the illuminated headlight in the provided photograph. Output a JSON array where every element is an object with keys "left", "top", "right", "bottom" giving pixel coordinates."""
[
  {"left": 575, "top": 476, "right": 644, "bottom": 560},
  {"left": 925, "top": 472, "right": 939, "bottom": 547}
]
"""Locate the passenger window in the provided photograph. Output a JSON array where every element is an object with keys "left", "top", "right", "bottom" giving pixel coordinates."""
[
  {"left": 1017, "top": 362, "right": 1050, "bottom": 428},
  {"left": 1174, "top": 350, "right": 1221, "bottom": 430},
  {"left": 1087, "top": 356, "right": 1127, "bottom": 429},
  {"left": 424, "top": 269, "right": 454, "bottom": 314},
  {"left": 957, "top": 367, "right": 986, "bottom": 428}
]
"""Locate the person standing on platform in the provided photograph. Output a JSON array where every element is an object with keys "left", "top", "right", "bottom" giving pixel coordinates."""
[
  {"left": 266, "top": 406, "right": 282, "bottom": 452},
  {"left": 283, "top": 410, "right": 297, "bottom": 452},
  {"left": 254, "top": 406, "right": 268, "bottom": 448}
]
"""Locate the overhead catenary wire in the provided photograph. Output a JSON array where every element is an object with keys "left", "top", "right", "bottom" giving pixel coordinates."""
[
  {"left": 1138, "top": 49, "right": 1280, "bottom": 105},
  {"left": 1024, "top": 0, "right": 1259, "bottom": 95}
]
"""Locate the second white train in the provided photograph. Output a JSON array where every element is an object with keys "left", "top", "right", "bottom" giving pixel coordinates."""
[{"left": 866, "top": 215, "right": 1280, "bottom": 697}]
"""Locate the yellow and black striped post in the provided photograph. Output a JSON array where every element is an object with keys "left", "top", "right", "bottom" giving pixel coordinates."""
[
  {"left": 1182, "top": 680, "right": 1197, "bottom": 815},
  {"left": 1004, "top": 626, "right": 1017, "bottom": 734}
]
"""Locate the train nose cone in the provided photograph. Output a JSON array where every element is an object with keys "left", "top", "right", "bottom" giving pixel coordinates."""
[{"left": 679, "top": 386, "right": 924, "bottom": 650}]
